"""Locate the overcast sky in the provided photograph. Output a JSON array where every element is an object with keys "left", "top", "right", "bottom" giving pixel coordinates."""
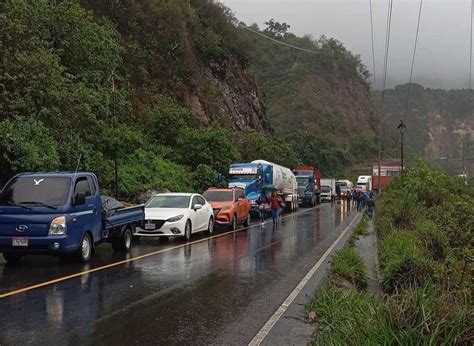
[{"left": 221, "top": 0, "right": 472, "bottom": 89}]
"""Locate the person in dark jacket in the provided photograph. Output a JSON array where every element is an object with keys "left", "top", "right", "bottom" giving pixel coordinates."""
[{"left": 256, "top": 191, "right": 270, "bottom": 224}]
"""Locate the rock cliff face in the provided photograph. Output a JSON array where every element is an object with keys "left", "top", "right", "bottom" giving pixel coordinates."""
[{"left": 183, "top": 59, "right": 270, "bottom": 132}]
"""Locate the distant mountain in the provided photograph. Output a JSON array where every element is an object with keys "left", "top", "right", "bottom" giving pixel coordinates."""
[{"left": 378, "top": 83, "right": 474, "bottom": 173}]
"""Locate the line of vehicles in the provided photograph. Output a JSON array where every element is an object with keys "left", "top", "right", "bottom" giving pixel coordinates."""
[{"left": 0, "top": 159, "right": 368, "bottom": 264}]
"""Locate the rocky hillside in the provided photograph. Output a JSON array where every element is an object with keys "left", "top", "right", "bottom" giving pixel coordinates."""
[
  {"left": 248, "top": 25, "right": 378, "bottom": 142},
  {"left": 380, "top": 84, "right": 474, "bottom": 164},
  {"left": 82, "top": 0, "right": 269, "bottom": 132}
]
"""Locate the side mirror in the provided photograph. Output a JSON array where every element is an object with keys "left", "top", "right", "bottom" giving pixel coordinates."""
[
  {"left": 74, "top": 192, "right": 86, "bottom": 206},
  {"left": 193, "top": 203, "right": 203, "bottom": 211}
]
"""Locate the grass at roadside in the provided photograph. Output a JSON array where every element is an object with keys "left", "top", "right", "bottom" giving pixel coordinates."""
[
  {"left": 347, "top": 216, "right": 369, "bottom": 247},
  {"left": 307, "top": 160, "right": 473, "bottom": 344},
  {"left": 329, "top": 248, "right": 367, "bottom": 290}
]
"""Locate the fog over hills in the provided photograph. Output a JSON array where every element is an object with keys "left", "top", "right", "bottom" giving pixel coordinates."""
[{"left": 223, "top": 0, "right": 473, "bottom": 90}]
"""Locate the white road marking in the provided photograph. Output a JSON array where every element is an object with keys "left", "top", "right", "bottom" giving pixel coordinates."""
[{"left": 248, "top": 212, "right": 361, "bottom": 346}]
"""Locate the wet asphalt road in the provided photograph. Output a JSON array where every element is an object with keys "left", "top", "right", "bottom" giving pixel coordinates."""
[{"left": 0, "top": 201, "right": 356, "bottom": 345}]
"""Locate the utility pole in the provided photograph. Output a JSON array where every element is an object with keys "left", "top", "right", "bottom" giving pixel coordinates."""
[{"left": 397, "top": 120, "right": 407, "bottom": 181}]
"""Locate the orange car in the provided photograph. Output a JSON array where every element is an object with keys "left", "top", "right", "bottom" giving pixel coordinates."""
[{"left": 202, "top": 188, "right": 251, "bottom": 230}]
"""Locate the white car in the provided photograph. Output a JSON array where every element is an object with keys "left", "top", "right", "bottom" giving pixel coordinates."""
[{"left": 135, "top": 193, "right": 214, "bottom": 240}]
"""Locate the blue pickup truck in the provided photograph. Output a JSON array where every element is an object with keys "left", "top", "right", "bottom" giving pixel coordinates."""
[{"left": 0, "top": 172, "right": 144, "bottom": 263}]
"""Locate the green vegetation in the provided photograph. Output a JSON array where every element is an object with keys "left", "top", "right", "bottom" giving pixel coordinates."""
[
  {"left": 329, "top": 248, "right": 368, "bottom": 290},
  {"left": 248, "top": 22, "right": 381, "bottom": 174},
  {"left": 0, "top": 1, "right": 379, "bottom": 196},
  {"left": 347, "top": 217, "right": 369, "bottom": 247},
  {"left": 308, "top": 161, "right": 473, "bottom": 344}
]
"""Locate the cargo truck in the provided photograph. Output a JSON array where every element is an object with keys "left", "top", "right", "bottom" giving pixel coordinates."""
[
  {"left": 292, "top": 166, "right": 321, "bottom": 207},
  {"left": 356, "top": 175, "right": 372, "bottom": 191},
  {"left": 320, "top": 178, "right": 336, "bottom": 202},
  {"left": 228, "top": 160, "right": 299, "bottom": 213},
  {"left": 0, "top": 172, "right": 145, "bottom": 264}
]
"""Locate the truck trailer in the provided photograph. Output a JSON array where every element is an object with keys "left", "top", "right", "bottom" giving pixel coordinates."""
[{"left": 228, "top": 160, "right": 299, "bottom": 213}]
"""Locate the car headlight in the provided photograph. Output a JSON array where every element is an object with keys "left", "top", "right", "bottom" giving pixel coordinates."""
[
  {"left": 49, "top": 216, "right": 67, "bottom": 235},
  {"left": 221, "top": 205, "right": 231, "bottom": 211},
  {"left": 167, "top": 214, "right": 184, "bottom": 223}
]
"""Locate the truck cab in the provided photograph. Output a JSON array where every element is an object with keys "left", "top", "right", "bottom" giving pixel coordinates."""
[
  {"left": 293, "top": 166, "right": 321, "bottom": 207},
  {"left": 0, "top": 172, "right": 144, "bottom": 263},
  {"left": 228, "top": 163, "right": 270, "bottom": 212}
]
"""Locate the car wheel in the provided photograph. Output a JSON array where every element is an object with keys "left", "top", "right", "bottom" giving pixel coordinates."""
[
  {"left": 230, "top": 215, "right": 237, "bottom": 230},
  {"left": 3, "top": 252, "right": 22, "bottom": 265},
  {"left": 185, "top": 220, "right": 192, "bottom": 241},
  {"left": 76, "top": 233, "right": 92, "bottom": 263},
  {"left": 113, "top": 227, "right": 133, "bottom": 251},
  {"left": 208, "top": 217, "right": 214, "bottom": 235},
  {"left": 243, "top": 213, "right": 250, "bottom": 227}
]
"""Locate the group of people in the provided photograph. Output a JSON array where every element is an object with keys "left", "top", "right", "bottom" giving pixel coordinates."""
[
  {"left": 349, "top": 190, "right": 375, "bottom": 218},
  {"left": 255, "top": 191, "right": 283, "bottom": 225}
]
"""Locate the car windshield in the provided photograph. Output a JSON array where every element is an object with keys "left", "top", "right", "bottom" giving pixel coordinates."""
[
  {"left": 296, "top": 176, "right": 310, "bottom": 186},
  {"left": 321, "top": 186, "right": 331, "bottom": 193},
  {"left": 147, "top": 195, "right": 190, "bottom": 208},
  {"left": 340, "top": 187, "right": 350, "bottom": 192},
  {"left": 0, "top": 176, "right": 70, "bottom": 206},
  {"left": 203, "top": 191, "right": 233, "bottom": 202}
]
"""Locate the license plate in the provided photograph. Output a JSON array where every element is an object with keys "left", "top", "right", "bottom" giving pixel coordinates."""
[
  {"left": 144, "top": 223, "right": 156, "bottom": 230},
  {"left": 12, "top": 237, "right": 28, "bottom": 247}
]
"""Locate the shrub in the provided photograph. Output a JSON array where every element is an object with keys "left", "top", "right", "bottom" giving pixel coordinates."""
[
  {"left": 176, "top": 128, "right": 240, "bottom": 172},
  {"left": 0, "top": 117, "right": 60, "bottom": 172},
  {"left": 193, "top": 164, "right": 224, "bottom": 192},
  {"left": 118, "top": 149, "right": 193, "bottom": 200},
  {"left": 330, "top": 248, "right": 368, "bottom": 290},
  {"left": 414, "top": 219, "right": 448, "bottom": 261},
  {"left": 379, "top": 232, "right": 434, "bottom": 293}
]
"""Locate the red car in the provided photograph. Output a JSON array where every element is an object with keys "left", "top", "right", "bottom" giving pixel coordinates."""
[{"left": 203, "top": 188, "right": 251, "bottom": 230}]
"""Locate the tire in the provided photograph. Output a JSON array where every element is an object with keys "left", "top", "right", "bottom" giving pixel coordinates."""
[
  {"left": 185, "top": 220, "right": 192, "bottom": 241},
  {"left": 76, "top": 233, "right": 92, "bottom": 263},
  {"left": 230, "top": 215, "right": 237, "bottom": 231},
  {"left": 112, "top": 227, "right": 133, "bottom": 252},
  {"left": 3, "top": 252, "right": 22, "bottom": 264},
  {"left": 207, "top": 217, "right": 214, "bottom": 235},
  {"left": 243, "top": 213, "right": 250, "bottom": 227}
]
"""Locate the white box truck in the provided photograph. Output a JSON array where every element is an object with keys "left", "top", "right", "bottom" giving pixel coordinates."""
[{"left": 320, "top": 178, "right": 336, "bottom": 202}]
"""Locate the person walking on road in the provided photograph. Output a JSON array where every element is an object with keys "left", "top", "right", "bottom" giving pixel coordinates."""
[
  {"left": 256, "top": 191, "right": 270, "bottom": 224},
  {"left": 355, "top": 191, "right": 362, "bottom": 212},
  {"left": 269, "top": 192, "right": 283, "bottom": 224}
]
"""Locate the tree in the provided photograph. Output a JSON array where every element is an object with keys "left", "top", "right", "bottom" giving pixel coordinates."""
[
  {"left": 176, "top": 128, "right": 241, "bottom": 173},
  {"left": 264, "top": 19, "right": 290, "bottom": 38},
  {"left": 0, "top": 117, "right": 60, "bottom": 173}
]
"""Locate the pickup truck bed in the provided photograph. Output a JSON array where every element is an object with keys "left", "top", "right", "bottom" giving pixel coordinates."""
[{"left": 104, "top": 204, "right": 145, "bottom": 232}]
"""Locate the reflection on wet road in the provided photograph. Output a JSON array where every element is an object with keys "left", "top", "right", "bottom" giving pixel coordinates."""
[{"left": 0, "top": 202, "right": 355, "bottom": 345}]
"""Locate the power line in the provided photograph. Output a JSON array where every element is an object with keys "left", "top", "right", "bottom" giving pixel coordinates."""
[
  {"left": 369, "top": 0, "right": 377, "bottom": 87},
  {"left": 377, "top": 0, "right": 394, "bottom": 190},
  {"left": 381, "top": 0, "right": 394, "bottom": 103},
  {"left": 238, "top": 23, "right": 319, "bottom": 55},
  {"left": 469, "top": 0, "right": 473, "bottom": 121},
  {"left": 402, "top": 0, "right": 423, "bottom": 121}
]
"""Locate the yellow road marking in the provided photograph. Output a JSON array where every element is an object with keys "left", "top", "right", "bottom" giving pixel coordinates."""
[{"left": 0, "top": 206, "right": 320, "bottom": 299}]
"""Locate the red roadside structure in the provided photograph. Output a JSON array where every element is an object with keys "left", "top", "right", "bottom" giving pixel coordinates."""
[{"left": 372, "top": 163, "right": 401, "bottom": 191}]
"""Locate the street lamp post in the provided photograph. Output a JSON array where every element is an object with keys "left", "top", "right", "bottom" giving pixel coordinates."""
[{"left": 397, "top": 120, "right": 407, "bottom": 175}]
